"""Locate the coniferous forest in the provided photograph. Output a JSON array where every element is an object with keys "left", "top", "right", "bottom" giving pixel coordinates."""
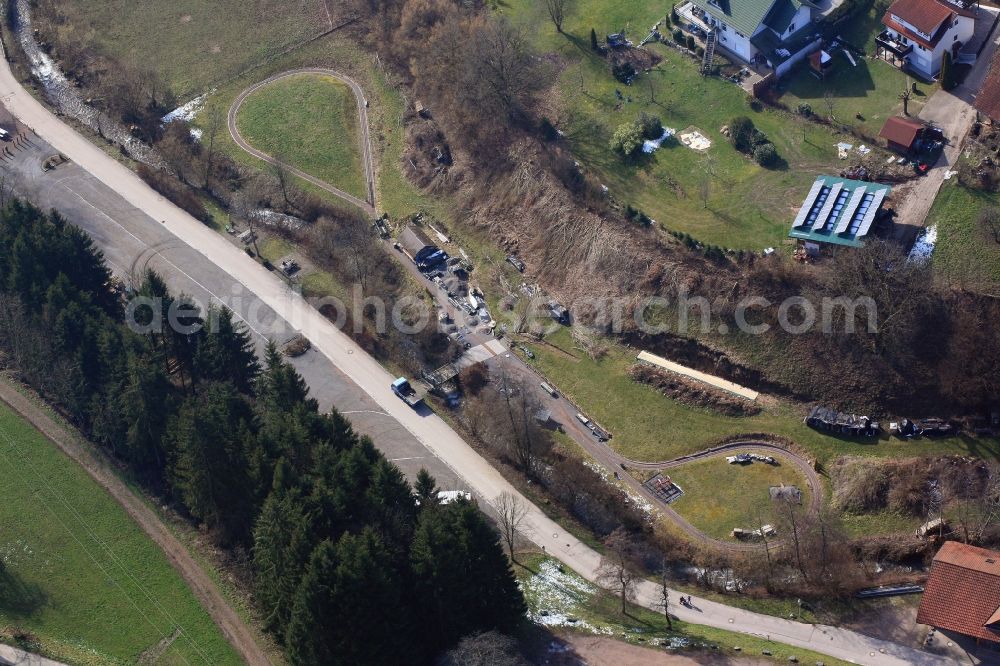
[{"left": 0, "top": 200, "right": 525, "bottom": 664}]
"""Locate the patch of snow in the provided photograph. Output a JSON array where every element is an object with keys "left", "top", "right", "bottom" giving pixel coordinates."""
[
  {"left": 250, "top": 209, "right": 306, "bottom": 231},
  {"left": 908, "top": 225, "right": 937, "bottom": 262},
  {"left": 162, "top": 94, "right": 208, "bottom": 124},
  {"left": 190, "top": 128, "right": 204, "bottom": 141},
  {"left": 437, "top": 490, "right": 472, "bottom": 504},
  {"left": 642, "top": 127, "right": 676, "bottom": 153}
]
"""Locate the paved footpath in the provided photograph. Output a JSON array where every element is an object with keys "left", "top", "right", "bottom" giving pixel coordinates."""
[{"left": 0, "top": 46, "right": 958, "bottom": 665}]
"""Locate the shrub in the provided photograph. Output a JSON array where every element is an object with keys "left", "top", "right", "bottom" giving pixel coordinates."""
[
  {"left": 750, "top": 128, "right": 769, "bottom": 148},
  {"left": 671, "top": 3, "right": 679, "bottom": 22},
  {"left": 672, "top": 28, "right": 684, "bottom": 44},
  {"left": 696, "top": 46, "right": 704, "bottom": 57},
  {"left": 686, "top": 34, "right": 696, "bottom": 50},
  {"left": 797, "top": 103, "right": 813, "bottom": 117},
  {"left": 637, "top": 112, "right": 664, "bottom": 140},
  {"left": 728, "top": 116, "right": 755, "bottom": 153},
  {"left": 612, "top": 61, "right": 636, "bottom": 83},
  {"left": 609, "top": 121, "right": 645, "bottom": 157},
  {"left": 753, "top": 142, "right": 778, "bottom": 166},
  {"left": 136, "top": 164, "right": 211, "bottom": 224}
]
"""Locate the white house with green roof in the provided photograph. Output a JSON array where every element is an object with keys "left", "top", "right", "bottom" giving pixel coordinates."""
[{"left": 678, "top": 0, "right": 820, "bottom": 76}]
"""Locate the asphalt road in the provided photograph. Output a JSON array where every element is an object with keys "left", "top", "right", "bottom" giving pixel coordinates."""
[{"left": 0, "top": 53, "right": 958, "bottom": 665}]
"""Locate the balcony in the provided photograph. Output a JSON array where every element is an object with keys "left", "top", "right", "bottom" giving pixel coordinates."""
[{"left": 876, "top": 30, "right": 913, "bottom": 56}]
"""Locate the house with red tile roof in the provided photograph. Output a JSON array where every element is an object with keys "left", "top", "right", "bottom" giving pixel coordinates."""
[
  {"left": 876, "top": 0, "right": 975, "bottom": 80},
  {"left": 916, "top": 541, "right": 1000, "bottom": 645}
]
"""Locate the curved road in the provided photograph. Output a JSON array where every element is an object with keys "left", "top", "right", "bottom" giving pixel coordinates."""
[
  {"left": 0, "top": 52, "right": 956, "bottom": 664},
  {"left": 228, "top": 68, "right": 376, "bottom": 216}
]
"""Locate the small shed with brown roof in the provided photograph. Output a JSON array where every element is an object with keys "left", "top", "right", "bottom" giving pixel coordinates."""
[
  {"left": 916, "top": 541, "right": 1000, "bottom": 644},
  {"left": 879, "top": 115, "right": 926, "bottom": 153}
]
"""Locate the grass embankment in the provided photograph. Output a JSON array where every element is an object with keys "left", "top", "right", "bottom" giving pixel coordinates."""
[
  {"left": 522, "top": 327, "right": 1000, "bottom": 464},
  {"left": 49, "top": 0, "right": 329, "bottom": 97},
  {"left": 661, "top": 455, "right": 811, "bottom": 540},
  {"left": 500, "top": 0, "right": 884, "bottom": 249},
  {"left": 0, "top": 402, "right": 240, "bottom": 664},
  {"left": 236, "top": 72, "right": 367, "bottom": 200},
  {"left": 516, "top": 553, "right": 853, "bottom": 666},
  {"left": 925, "top": 181, "right": 1000, "bottom": 292}
]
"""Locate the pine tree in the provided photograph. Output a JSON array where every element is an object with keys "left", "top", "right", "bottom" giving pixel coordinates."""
[
  {"left": 193, "top": 305, "right": 260, "bottom": 393},
  {"left": 590, "top": 28, "right": 599, "bottom": 51},
  {"left": 410, "top": 500, "right": 526, "bottom": 654},
  {"left": 168, "top": 383, "right": 256, "bottom": 544},
  {"left": 940, "top": 51, "right": 955, "bottom": 91},
  {"left": 253, "top": 486, "right": 314, "bottom": 635},
  {"left": 415, "top": 468, "right": 439, "bottom": 506}
]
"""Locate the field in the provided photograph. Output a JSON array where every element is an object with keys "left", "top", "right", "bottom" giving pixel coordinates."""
[
  {"left": 501, "top": 0, "right": 869, "bottom": 249},
  {"left": 925, "top": 181, "right": 1000, "bottom": 292},
  {"left": 235, "top": 73, "right": 366, "bottom": 200},
  {"left": 0, "top": 402, "right": 240, "bottom": 664},
  {"left": 657, "top": 455, "right": 811, "bottom": 540},
  {"left": 46, "top": 0, "right": 330, "bottom": 98},
  {"left": 515, "top": 553, "right": 853, "bottom": 666},
  {"left": 521, "top": 327, "right": 1000, "bottom": 464}
]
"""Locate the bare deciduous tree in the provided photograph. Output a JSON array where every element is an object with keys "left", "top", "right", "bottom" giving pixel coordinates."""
[
  {"left": 979, "top": 206, "right": 1000, "bottom": 244},
  {"left": 544, "top": 0, "right": 569, "bottom": 33},
  {"left": 202, "top": 106, "right": 224, "bottom": 189},
  {"left": 655, "top": 557, "right": 673, "bottom": 629},
  {"left": 494, "top": 491, "right": 527, "bottom": 562},
  {"left": 596, "top": 528, "right": 639, "bottom": 614}
]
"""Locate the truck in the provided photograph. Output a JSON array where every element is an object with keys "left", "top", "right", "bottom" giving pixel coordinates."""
[{"left": 392, "top": 377, "right": 425, "bottom": 408}]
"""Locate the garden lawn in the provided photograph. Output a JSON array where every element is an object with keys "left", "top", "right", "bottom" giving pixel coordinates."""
[
  {"left": 50, "top": 0, "right": 329, "bottom": 98},
  {"left": 776, "top": 56, "right": 933, "bottom": 138},
  {"left": 515, "top": 553, "right": 853, "bottom": 666},
  {"left": 661, "top": 456, "right": 811, "bottom": 540},
  {"left": 501, "top": 0, "right": 847, "bottom": 249},
  {"left": 926, "top": 181, "right": 1000, "bottom": 292},
  {"left": 0, "top": 402, "right": 240, "bottom": 665},
  {"left": 236, "top": 73, "right": 366, "bottom": 200},
  {"left": 521, "top": 327, "right": 1000, "bottom": 463}
]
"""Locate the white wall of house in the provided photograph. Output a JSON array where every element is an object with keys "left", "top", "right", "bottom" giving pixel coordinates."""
[
  {"left": 780, "top": 5, "right": 812, "bottom": 37},
  {"left": 705, "top": 16, "right": 756, "bottom": 61},
  {"left": 885, "top": 14, "right": 974, "bottom": 78},
  {"left": 776, "top": 37, "right": 823, "bottom": 76}
]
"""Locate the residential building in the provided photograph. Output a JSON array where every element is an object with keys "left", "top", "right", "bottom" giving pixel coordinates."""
[
  {"left": 677, "top": 0, "right": 820, "bottom": 76},
  {"left": 877, "top": 0, "right": 975, "bottom": 80},
  {"left": 917, "top": 541, "right": 1000, "bottom": 645}
]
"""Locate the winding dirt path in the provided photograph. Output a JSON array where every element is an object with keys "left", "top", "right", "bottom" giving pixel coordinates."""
[
  {"left": 228, "top": 68, "right": 376, "bottom": 216},
  {"left": 620, "top": 440, "right": 823, "bottom": 552},
  {"left": 0, "top": 380, "right": 274, "bottom": 666}
]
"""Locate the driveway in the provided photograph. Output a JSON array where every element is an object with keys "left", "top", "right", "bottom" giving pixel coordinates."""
[
  {"left": 0, "top": 44, "right": 959, "bottom": 666},
  {"left": 893, "top": 7, "right": 1000, "bottom": 240}
]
